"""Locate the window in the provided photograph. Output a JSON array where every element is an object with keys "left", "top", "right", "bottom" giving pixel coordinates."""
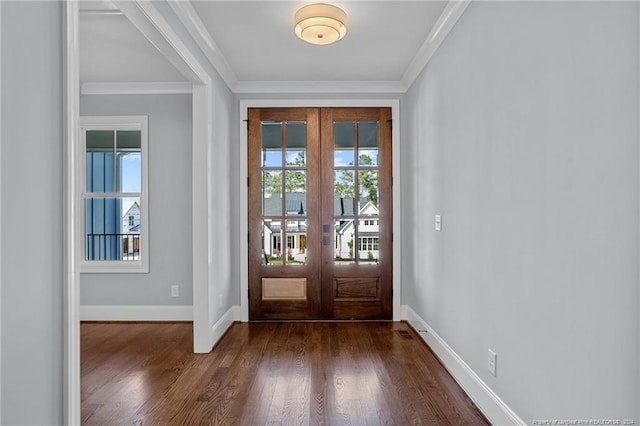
[
  {"left": 273, "top": 235, "right": 282, "bottom": 252},
  {"left": 80, "top": 116, "right": 149, "bottom": 273},
  {"left": 358, "top": 237, "right": 379, "bottom": 251}
]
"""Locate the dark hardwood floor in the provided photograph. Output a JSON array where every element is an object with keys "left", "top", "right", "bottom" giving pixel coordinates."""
[{"left": 81, "top": 321, "right": 488, "bottom": 425}]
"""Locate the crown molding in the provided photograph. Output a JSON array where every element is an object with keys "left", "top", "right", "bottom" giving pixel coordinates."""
[
  {"left": 113, "top": 0, "right": 209, "bottom": 85},
  {"left": 401, "top": 0, "right": 472, "bottom": 91},
  {"left": 167, "top": 0, "right": 238, "bottom": 90},
  {"left": 79, "top": 0, "right": 122, "bottom": 15},
  {"left": 81, "top": 81, "right": 192, "bottom": 96},
  {"left": 234, "top": 80, "right": 405, "bottom": 94}
]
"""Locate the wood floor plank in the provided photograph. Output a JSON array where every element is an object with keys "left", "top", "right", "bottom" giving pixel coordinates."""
[{"left": 81, "top": 321, "right": 489, "bottom": 425}]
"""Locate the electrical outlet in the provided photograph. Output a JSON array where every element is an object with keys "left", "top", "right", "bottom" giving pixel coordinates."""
[
  {"left": 488, "top": 349, "right": 497, "bottom": 376},
  {"left": 171, "top": 285, "right": 180, "bottom": 297}
]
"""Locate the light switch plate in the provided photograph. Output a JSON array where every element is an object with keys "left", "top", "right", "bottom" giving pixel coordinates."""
[{"left": 488, "top": 349, "right": 497, "bottom": 376}]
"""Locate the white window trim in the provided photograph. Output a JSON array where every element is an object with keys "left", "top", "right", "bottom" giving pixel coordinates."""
[{"left": 79, "top": 116, "right": 149, "bottom": 273}]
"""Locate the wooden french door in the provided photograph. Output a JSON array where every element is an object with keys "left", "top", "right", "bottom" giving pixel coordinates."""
[{"left": 248, "top": 107, "right": 392, "bottom": 320}]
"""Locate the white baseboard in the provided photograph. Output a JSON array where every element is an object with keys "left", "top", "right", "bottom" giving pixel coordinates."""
[
  {"left": 80, "top": 305, "right": 193, "bottom": 321},
  {"left": 211, "top": 305, "right": 241, "bottom": 349},
  {"left": 401, "top": 305, "right": 526, "bottom": 426}
]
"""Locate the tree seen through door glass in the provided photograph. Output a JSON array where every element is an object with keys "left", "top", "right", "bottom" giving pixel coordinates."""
[
  {"left": 261, "top": 120, "right": 308, "bottom": 266},
  {"left": 262, "top": 170, "right": 282, "bottom": 216},
  {"left": 333, "top": 121, "right": 381, "bottom": 265}
]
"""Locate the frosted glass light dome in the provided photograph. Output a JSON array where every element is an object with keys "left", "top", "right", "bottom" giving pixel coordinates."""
[{"left": 294, "top": 3, "right": 348, "bottom": 46}]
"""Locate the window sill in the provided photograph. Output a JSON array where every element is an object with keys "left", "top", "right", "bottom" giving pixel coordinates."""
[{"left": 80, "top": 261, "right": 149, "bottom": 274}]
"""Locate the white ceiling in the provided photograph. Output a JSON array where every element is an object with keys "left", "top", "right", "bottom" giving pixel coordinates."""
[
  {"left": 79, "top": 1, "right": 450, "bottom": 91},
  {"left": 80, "top": 13, "right": 187, "bottom": 83},
  {"left": 191, "top": 1, "right": 447, "bottom": 83}
]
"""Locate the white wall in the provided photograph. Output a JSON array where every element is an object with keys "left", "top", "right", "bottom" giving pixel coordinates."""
[
  {"left": 402, "top": 1, "right": 639, "bottom": 422},
  {"left": 116, "top": 0, "right": 241, "bottom": 349},
  {"left": 80, "top": 94, "right": 193, "bottom": 307},
  {"left": 209, "top": 77, "right": 238, "bottom": 323},
  {"left": 1, "top": 1, "right": 64, "bottom": 423}
]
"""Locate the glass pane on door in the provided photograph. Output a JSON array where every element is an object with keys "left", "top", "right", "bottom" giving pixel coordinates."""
[
  {"left": 260, "top": 119, "right": 308, "bottom": 267},
  {"left": 334, "top": 170, "right": 355, "bottom": 216},
  {"left": 285, "top": 219, "right": 307, "bottom": 265},
  {"left": 286, "top": 121, "right": 306, "bottom": 166},
  {"left": 358, "top": 170, "right": 379, "bottom": 213},
  {"left": 357, "top": 121, "right": 379, "bottom": 166},
  {"left": 332, "top": 119, "right": 381, "bottom": 265},
  {"left": 334, "top": 219, "right": 356, "bottom": 265},
  {"left": 358, "top": 227, "right": 380, "bottom": 263},
  {"left": 334, "top": 121, "right": 354, "bottom": 166},
  {"left": 262, "top": 122, "right": 282, "bottom": 167},
  {"left": 262, "top": 171, "right": 282, "bottom": 216}
]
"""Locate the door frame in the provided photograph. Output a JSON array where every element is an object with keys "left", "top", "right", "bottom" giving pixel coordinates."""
[{"left": 239, "top": 99, "right": 401, "bottom": 322}]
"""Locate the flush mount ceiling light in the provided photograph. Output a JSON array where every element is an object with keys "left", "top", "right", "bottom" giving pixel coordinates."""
[{"left": 294, "top": 3, "right": 348, "bottom": 46}]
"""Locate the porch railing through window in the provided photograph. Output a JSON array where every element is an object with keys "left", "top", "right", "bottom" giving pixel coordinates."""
[{"left": 86, "top": 233, "right": 140, "bottom": 261}]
